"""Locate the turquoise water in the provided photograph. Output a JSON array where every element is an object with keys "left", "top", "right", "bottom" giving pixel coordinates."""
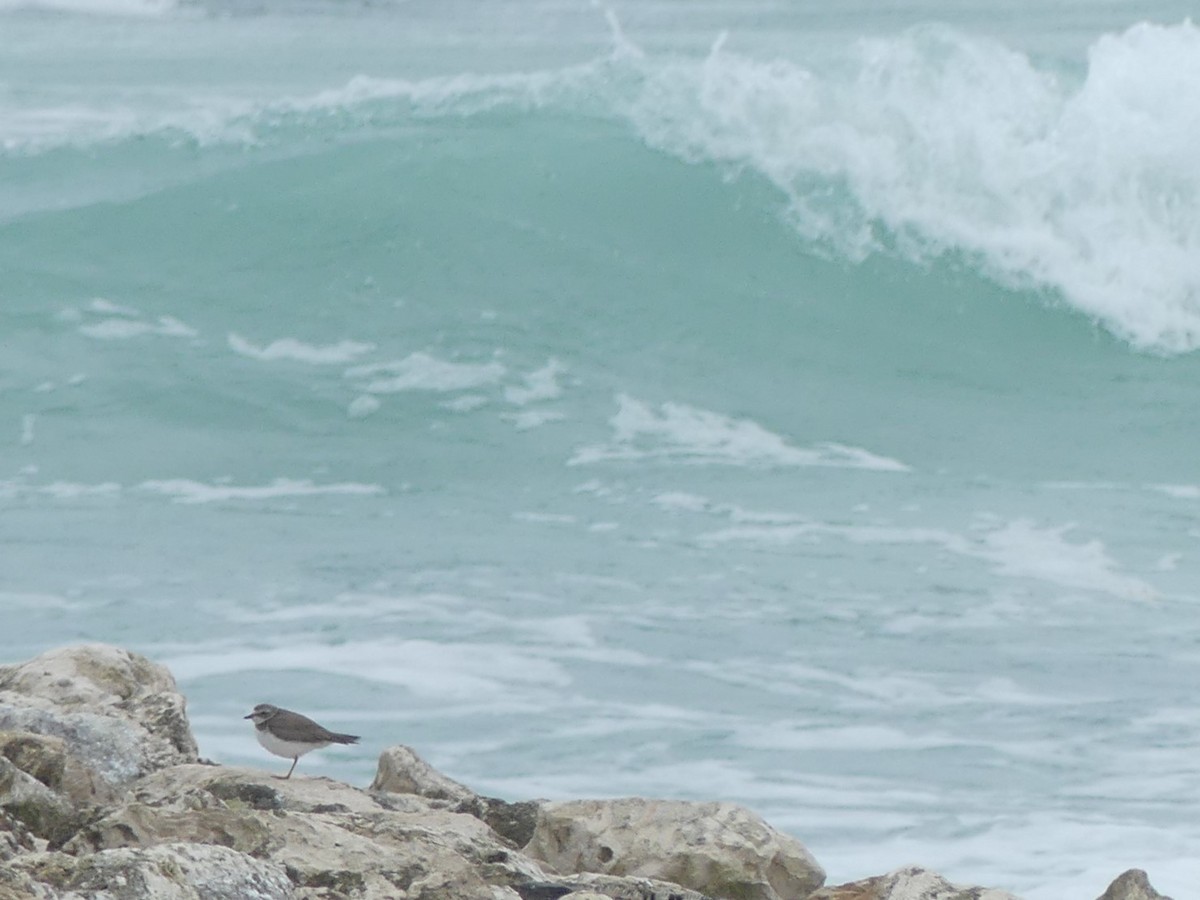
[{"left": 3, "top": 2, "right": 1200, "bottom": 897}]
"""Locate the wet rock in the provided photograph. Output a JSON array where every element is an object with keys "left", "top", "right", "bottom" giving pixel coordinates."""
[
  {"left": 1097, "top": 869, "right": 1174, "bottom": 900},
  {"left": 524, "top": 798, "right": 825, "bottom": 900},
  {"left": 808, "top": 865, "right": 1021, "bottom": 899}
]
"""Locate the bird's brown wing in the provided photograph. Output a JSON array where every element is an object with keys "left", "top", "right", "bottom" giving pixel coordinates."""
[{"left": 269, "top": 709, "right": 341, "bottom": 743}]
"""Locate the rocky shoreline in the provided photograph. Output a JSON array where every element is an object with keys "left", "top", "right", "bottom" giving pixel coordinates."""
[{"left": 0, "top": 644, "right": 1173, "bottom": 900}]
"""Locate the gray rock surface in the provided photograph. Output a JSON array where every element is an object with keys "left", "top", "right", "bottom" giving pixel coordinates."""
[
  {"left": 524, "top": 797, "right": 825, "bottom": 900},
  {"left": 1096, "top": 869, "right": 1174, "bottom": 900},
  {"left": 14, "top": 842, "right": 293, "bottom": 899},
  {"left": 0, "top": 645, "right": 197, "bottom": 788},
  {"left": 369, "top": 743, "right": 542, "bottom": 848},
  {"left": 371, "top": 744, "right": 478, "bottom": 805},
  {"left": 808, "top": 865, "right": 1023, "bottom": 899},
  {"left": 0, "top": 756, "right": 80, "bottom": 846},
  {"left": 0, "top": 730, "right": 115, "bottom": 810}
]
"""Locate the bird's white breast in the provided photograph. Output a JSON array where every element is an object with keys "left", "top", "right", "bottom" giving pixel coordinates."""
[{"left": 255, "top": 726, "right": 329, "bottom": 759}]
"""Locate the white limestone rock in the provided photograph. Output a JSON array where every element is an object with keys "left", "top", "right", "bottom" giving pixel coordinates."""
[
  {"left": 524, "top": 797, "right": 825, "bottom": 900},
  {"left": 0, "top": 756, "right": 79, "bottom": 846},
  {"left": 370, "top": 744, "right": 478, "bottom": 805},
  {"left": 808, "top": 865, "right": 1023, "bottom": 899},
  {"left": 58, "top": 764, "right": 552, "bottom": 900},
  {"left": 0, "top": 645, "right": 197, "bottom": 788},
  {"left": 18, "top": 842, "right": 293, "bottom": 899},
  {"left": 1096, "top": 869, "right": 1174, "bottom": 900}
]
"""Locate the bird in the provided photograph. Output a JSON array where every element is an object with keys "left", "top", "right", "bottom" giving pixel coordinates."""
[{"left": 244, "top": 703, "right": 360, "bottom": 779}]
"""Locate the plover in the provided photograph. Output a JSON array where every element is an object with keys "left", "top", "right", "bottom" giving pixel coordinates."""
[{"left": 244, "top": 703, "right": 360, "bottom": 779}]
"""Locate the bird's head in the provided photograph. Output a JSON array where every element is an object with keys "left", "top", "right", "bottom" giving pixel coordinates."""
[{"left": 244, "top": 703, "right": 280, "bottom": 724}]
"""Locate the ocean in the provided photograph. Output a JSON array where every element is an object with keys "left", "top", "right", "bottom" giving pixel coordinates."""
[{"left": 2, "top": 1, "right": 1200, "bottom": 896}]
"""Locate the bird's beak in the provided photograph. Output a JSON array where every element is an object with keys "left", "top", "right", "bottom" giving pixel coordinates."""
[{"left": 243, "top": 713, "right": 254, "bottom": 719}]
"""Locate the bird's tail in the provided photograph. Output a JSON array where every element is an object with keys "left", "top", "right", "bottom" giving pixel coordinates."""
[{"left": 330, "top": 732, "right": 360, "bottom": 745}]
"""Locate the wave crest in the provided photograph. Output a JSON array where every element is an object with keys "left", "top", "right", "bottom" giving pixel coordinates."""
[{"left": 6, "top": 20, "right": 1199, "bottom": 351}]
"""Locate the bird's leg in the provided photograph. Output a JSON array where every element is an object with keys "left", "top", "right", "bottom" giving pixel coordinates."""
[{"left": 275, "top": 757, "right": 299, "bottom": 780}]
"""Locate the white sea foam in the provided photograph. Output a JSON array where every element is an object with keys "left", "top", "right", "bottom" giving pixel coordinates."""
[
  {"left": 0, "top": 92, "right": 262, "bottom": 157},
  {"left": 504, "top": 359, "right": 567, "bottom": 405},
  {"left": 651, "top": 491, "right": 711, "bottom": 513},
  {"left": 88, "top": 298, "right": 139, "bottom": 316},
  {"left": 138, "top": 478, "right": 384, "bottom": 504},
  {"left": 699, "top": 510, "right": 1156, "bottom": 601},
  {"left": 0, "top": 65, "right": 565, "bottom": 160},
  {"left": 570, "top": 394, "right": 909, "bottom": 470},
  {"left": 0, "top": 0, "right": 175, "bottom": 16},
  {"left": 345, "top": 352, "right": 506, "bottom": 393},
  {"left": 502, "top": 409, "right": 565, "bottom": 430},
  {"left": 228, "top": 334, "right": 375, "bottom": 365},
  {"left": 72, "top": 300, "right": 197, "bottom": 340},
  {"left": 443, "top": 394, "right": 489, "bottom": 412},
  {"left": 734, "top": 723, "right": 966, "bottom": 752},
  {"left": 0, "top": 478, "right": 122, "bottom": 500},
  {"left": 619, "top": 22, "right": 1200, "bottom": 352},
  {"left": 38, "top": 481, "right": 122, "bottom": 499},
  {"left": 79, "top": 316, "right": 197, "bottom": 340},
  {"left": 165, "top": 638, "right": 570, "bottom": 702},
  {"left": 346, "top": 395, "right": 382, "bottom": 418},
  {"left": 1148, "top": 483, "right": 1200, "bottom": 499},
  {"left": 1154, "top": 553, "right": 1181, "bottom": 572},
  {"left": 213, "top": 591, "right": 471, "bottom": 626},
  {"left": 8, "top": 21, "right": 1199, "bottom": 354},
  {"left": 0, "top": 590, "right": 77, "bottom": 609},
  {"left": 513, "top": 511, "right": 577, "bottom": 525},
  {"left": 974, "top": 518, "right": 1157, "bottom": 600}
]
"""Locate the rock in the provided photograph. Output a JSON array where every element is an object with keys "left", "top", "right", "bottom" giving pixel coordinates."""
[
  {"left": 475, "top": 797, "right": 542, "bottom": 849},
  {"left": 15, "top": 842, "right": 293, "bottom": 899},
  {"left": 49, "top": 763, "right": 552, "bottom": 899},
  {"left": 0, "top": 810, "right": 36, "bottom": 862},
  {"left": 0, "top": 645, "right": 1158, "bottom": 900},
  {"left": 63, "top": 801, "right": 273, "bottom": 857},
  {"left": 371, "top": 744, "right": 479, "bottom": 805},
  {"left": 0, "top": 756, "right": 81, "bottom": 846},
  {"left": 550, "top": 872, "right": 712, "bottom": 900},
  {"left": 0, "top": 731, "right": 112, "bottom": 808},
  {"left": 1097, "top": 869, "right": 1173, "bottom": 900},
  {"left": 370, "top": 744, "right": 545, "bottom": 849},
  {"left": 523, "top": 798, "right": 825, "bottom": 900},
  {"left": 50, "top": 762, "right": 728, "bottom": 900},
  {"left": 0, "top": 860, "right": 57, "bottom": 900},
  {"left": 0, "top": 645, "right": 197, "bottom": 788},
  {"left": 808, "top": 865, "right": 1022, "bottom": 899},
  {"left": 0, "top": 732, "right": 66, "bottom": 790}
]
